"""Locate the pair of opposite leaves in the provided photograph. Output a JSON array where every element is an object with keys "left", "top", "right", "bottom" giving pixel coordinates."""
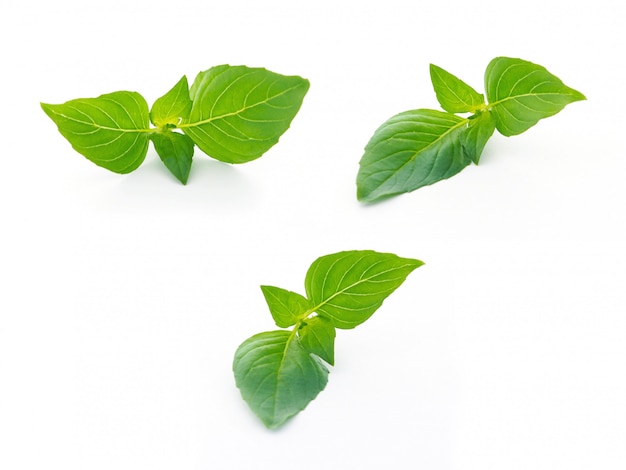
[{"left": 41, "top": 57, "right": 585, "bottom": 201}]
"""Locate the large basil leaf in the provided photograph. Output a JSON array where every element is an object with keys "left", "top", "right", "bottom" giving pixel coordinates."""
[
  {"left": 41, "top": 91, "right": 151, "bottom": 173},
  {"left": 356, "top": 109, "right": 470, "bottom": 202},
  {"left": 304, "top": 250, "right": 424, "bottom": 329},
  {"left": 233, "top": 331, "right": 329, "bottom": 429},
  {"left": 485, "top": 57, "right": 586, "bottom": 136},
  {"left": 181, "top": 65, "right": 309, "bottom": 164}
]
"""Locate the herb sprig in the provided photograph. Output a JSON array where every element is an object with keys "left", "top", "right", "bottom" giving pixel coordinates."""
[
  {"left": 356, "top": 57, "right": 586, "bottom": 202},
  {"left": 233, "top": 250, "right": 423, "bottom": 429},
  {"left": 42, "top": 65, "right": 309, "bottom": 184}
]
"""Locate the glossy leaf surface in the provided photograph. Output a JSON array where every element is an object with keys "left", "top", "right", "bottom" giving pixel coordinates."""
[
  {"left": 485, "top": 57, "right": 586, "bottom": 136},
  {"left": 233, "top": 331, "right": 329, "bottom": 429},
  {"left": 41, "top": 91, "right": 150, "bottom": 173},
  {"left": 150, "top": 131, "right": 194, "bottom": 184},
  {"left": 234, "top": 250, "right": 421, "bottom": 428},
  {"left": 430, "top": 64, "right": 484, "bottom": 113},
  {"left": 299, "top": 316, "right": 336, "bottom": 365},
  {"left": 304, "top": 250, "right": 424, "bottom": 329},
  {"left": 357, "top": 109, "right": 470, "bottom": 202},
  {"left": 150, "top": 76, "right": 192, "bottom": 128},
  {"left": 461, "top": 110, "right": 496, "bottom": 164},
  {"left": 182, "top": 65, "right": 309, "bottom": 163},
  {"left": 261, "top": 285, "right": 311, "bottom": 328}
]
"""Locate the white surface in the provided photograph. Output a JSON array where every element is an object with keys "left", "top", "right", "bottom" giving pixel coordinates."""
[{"left": 1, "top": 1, "right": 625, "bottom": 469}]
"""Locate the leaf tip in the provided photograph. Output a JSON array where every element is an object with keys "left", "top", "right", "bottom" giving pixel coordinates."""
[
  {"left": 356, "top": 180, "right": 383, "bottom": 204},
  {"left": 300, "top": 76, "right": 311, "bottom": 93},
  {"left": 572, "top": 89, "right": 587, "bottom": 102},
  {"left": 176, "top": 168, "right": 190, "bottom": 185},
  {"left": 428, "top": 63, "right": 443, "bottom": 82},
  {"left": 262, "top": 416, "right": 286, "bottom": 430},
  {"left": 356, "top": 190, "right": 375, "bottom": 204},
  {"left": 356, "top": 190, "right": 368, "bottom": 203},
  {"left": 40, "top": 102, "right": 54, "bottom": 116},
  {"left": 356, "top": 187, "right": 392, "bottom": 204}
]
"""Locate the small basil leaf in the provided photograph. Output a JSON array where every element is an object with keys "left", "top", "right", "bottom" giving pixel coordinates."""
[
  {"left": 150, "top": 75, "right": 192, "bottom": 128},
  {"left": 182, "top": 65, "right": 309, "bottom": 164},
  {"left": 150, "top": 131, "right": 194, "bottom": 184},
  {"left": 304, "top": 250, "right": 423, "bottom": 329},
  {"left": 485, "top": 57, "right": 586, "bottom": 136},
  {"left": 299, "top": 316, "right": 336, "bottom": 366},
  {"left": 461, "top": 110, "right": 496, "bottom": 164},
  {"left": 233, "top": 331, "right": 329, "bottom": 429},
  {"left": 41, "top": 91, "right": 150, "bottom": 174},
  {"left": 356, "top": 109, "right": 470, "bottom": 202},
  {"left": 260, "top": 285, "right": 312, "bottom": 328},
  {"left": 430, "top": 63, "right": 484, "bottom": 113}
]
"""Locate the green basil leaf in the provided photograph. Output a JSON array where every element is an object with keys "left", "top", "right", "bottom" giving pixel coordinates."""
[
  {"left": 150, "top": 131, "right": 194, "bottom": 184},
  {"left": 41, "top": 91, "right": 151, "bottom": 174},
  {"left": 356, "top": 109, "right": 470, "bottom": 202},
  {"left": 430, "top": 63, "right": 484, "bottom": 113},
  {"left": 233, "top": 330, "right": 329, "bottom": 429},
  {"left": 299, "top": 316, "right": 336, "bottom": 366},
  {"left": 461, "top": 110, "right": 496, "bottom": 164},
  {"left": 150, "top": 76, "right": 192, "bottom": 128},
  {"left": 260, "top": 285, "right": 312, "bottom": 328},
  {"left": 304, "top": 250, "right": 423, "bottom": 329},
  {"left": 485, "top": 57, "right": 586, "bottom": 136},
  {"left": 181, "top": 65, "right": 309, "bottom": 164}
]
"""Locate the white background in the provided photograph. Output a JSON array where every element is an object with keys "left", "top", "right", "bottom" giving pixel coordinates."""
[{"left": 1, "top": 0, "right": 625, "bottom": 468}]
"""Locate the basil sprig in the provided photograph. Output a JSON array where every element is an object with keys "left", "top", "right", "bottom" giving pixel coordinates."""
[
  {"left": 233, "top": 250, "right": 423, "bottom": 429},
  {"left": 42, "top": 65, "right": 309, "bottom": 184},
  {"left": 356, "top": 57, "right": 586, "bottom": 202}
]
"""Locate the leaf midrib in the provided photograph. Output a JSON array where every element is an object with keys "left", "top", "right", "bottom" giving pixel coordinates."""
[
  {"left": 271, "top": 329, "right": 313, "bottom": 427},
  {"left": 365, "top": 115, "right": 468, "bottom": 196},
  {"left": 432, "top": 66, "right": 482, "bottom": 111},
  {"left": 45, "top": 108, "right": 152, "bottom": 134},
  {"left": 306, "top": 262, "right": 417, "bottom": 317},
  {"left": 179, "top": 84, "right": 302, "bottom": 130},
  {"left": 488, "top": 91, "right": 577, "bottom": 108}
]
